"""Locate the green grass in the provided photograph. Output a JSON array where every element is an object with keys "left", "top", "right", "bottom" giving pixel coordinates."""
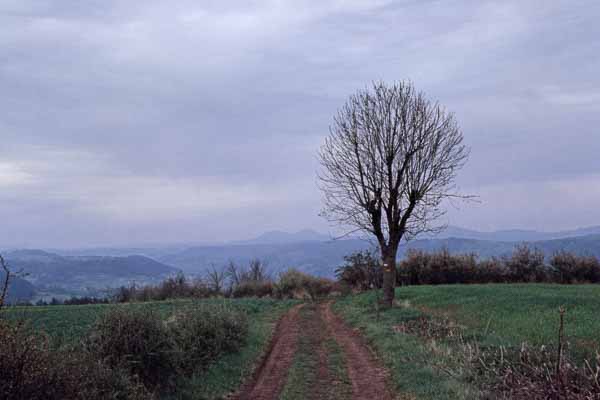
[
  {"left": 280, "top": 305, "right": 321, "bottom": 400},
  {"left": 170, "top": 299, "right": 295, "bottom": 400},
  {"left": 333, "top": 284, "right": 600, "bottom": 400},
  {"left": 393, "top": 284, "right": 600, "bottom": 357},
  {"left": 2, "top": 297, "right": 297, "bottom": 400},
  {"left": 3, "top": 299, "right": 193, "bottom": 346}
]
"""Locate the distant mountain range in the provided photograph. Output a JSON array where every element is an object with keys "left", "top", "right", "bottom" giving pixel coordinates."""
[
  {"left": 1, "top": 271, "right": 36, "bottom": 304},
  {"left": 222, "top": 225, "right": 600, "bottom": 245},
  {"left": 231, "top": 229, "right": 332, "bottom": 245},
  {"left": 431, "top": 225, "right": 600, "bottom": 242},
  {"left": 156, "top": 231, "right": 600, "bottom": 278},
  {"left": 3, "top": 250, "right": 177, "bottom": 301},
  {"left": 157, "top": 239, "right": 365, "bottom": 278},
  {"left": 3, "top": 226, "right": 600, "bottom": 301}
]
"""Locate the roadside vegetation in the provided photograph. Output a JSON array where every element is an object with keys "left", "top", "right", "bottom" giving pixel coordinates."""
[
  {"left": 334, "top": 284, "right": 600, "bottom": 399},
  {"left": 4, "top": 246, "right": 600, "bottom": 399},
  {"left": 113, "top": 260, "right": 337, "bottom": 303},
  {"left": 338, "top": 246, "right": 600, "bottom": 291},
  {"left": 1, "top": 298, "right": 295, "bottom": 399}
]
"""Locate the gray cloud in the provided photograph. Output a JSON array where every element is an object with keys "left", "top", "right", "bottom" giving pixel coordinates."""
[{"left": 1, "top": 0, "right": 599, "bottom": 247}]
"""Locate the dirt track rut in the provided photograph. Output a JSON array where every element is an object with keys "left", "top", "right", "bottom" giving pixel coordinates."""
[{"left": 234, "top": 301, "right": 392, "bottom": 400}]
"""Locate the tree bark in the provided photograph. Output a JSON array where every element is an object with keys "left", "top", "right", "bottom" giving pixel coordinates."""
[{"left": 381, "top": 251, "right": 397, "bottom": 307}]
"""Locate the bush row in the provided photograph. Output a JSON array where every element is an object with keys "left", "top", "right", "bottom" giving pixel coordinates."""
[
  {"left": 337, "top": 246, "right": 600, "bottom": 290},
  {"left": 34, "top": 296, "right": 111, "bottom": 306},
  {"left": 1, "top": 305, "right": 248, "bottom": 399},
  {"left": 112, "top": 272, "right": 217, "bottom": 303},
  {"left": 112, "top": 264, "right": 337, "bottom": 302},
  {"left": 230, "top": 268, "right": 336, "bottom": 299},
  {"left": 398, "top": 246, "right": 600, "bottom": 285}
]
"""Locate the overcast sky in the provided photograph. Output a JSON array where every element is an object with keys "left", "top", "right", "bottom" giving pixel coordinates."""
[{"left": 1, "top": 0, "right": 599, "bottom": 248}]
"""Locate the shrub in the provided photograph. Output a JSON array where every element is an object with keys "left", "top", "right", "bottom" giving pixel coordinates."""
[
  {"left": 83, "top": 305, "right": 249, "bottom": 393},
  {"left": 275, "top": 268, "right": 310, "bottom": 299},
  {"left": 62, "top": 296, "right": 110, "bottom": 306},
  {"left": 397, "top": 248, "right": 481, "bottom": 286},
  {"left": 335, "top": 250, "right": 382, "bottom": 291},
  {"left": 231, "top": 280, "right": 274, "bottom": 298},
  {"left": 275, "top": 268, "right": 334, "bottom": 299},
  {"left": 392, "top": 246, "right": 600, "bottom": 286},
  {"left": 85, "top": 308, "right": 175, "bottom": 391},
  {"left": 167, "top": 305, "right": 248, "bottom": 374},
  {"left": 226, "top": 259, "right": 273, "bottom": 298},
  {"left": 550, "top": 251, "right": 600, "bottom": 283},
  {"left": 113, "top": 274, "right": 215, "bottom": 303},
  {"left": 0, "top": 320, "right": 65, "bottom": 400},
  {"left": 475, "top": 257, "right": 509, "bottom": 283},
  {"left": 0, "top": 320, "right": 150, "bottom": 400},
  {"left": 305, "top": 277, "right": 335, "bottom": 299},
  {"left": 504, "top": 245, "right": 547, "bottom": 282},
  {"left": 59, "top": 353, "right": 152, "bottom": 400}
]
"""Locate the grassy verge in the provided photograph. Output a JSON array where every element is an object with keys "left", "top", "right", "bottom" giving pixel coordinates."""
[
  {"left": 391, "top": 284, "right": 600, "bottom": 359},
  {"left": 2, "top": 298, "right": 297, "bottom": 399},
  {"left": 333, "top": 284, "right": 600, "bottom": 399},
  {"left": 2, "top": 299, "right": 206, "bottom": 345},
  {"left": 170, "top": 299, "right": 295, "bottom": 399}
]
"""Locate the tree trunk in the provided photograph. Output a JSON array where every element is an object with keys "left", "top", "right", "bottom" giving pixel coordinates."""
[{"left": 381, "top": 251, "right": 397, "bottom": 307}]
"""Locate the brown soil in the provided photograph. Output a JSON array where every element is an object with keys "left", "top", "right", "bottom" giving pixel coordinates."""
[
  {"left": 235, "top": 301, "right": 393, "bottom": 400},
  {"left": 322, "top": 302, "right": 393, "bottom": 400},
  {"left": 235, "top": 304, "right": 304, "bottom": 400}
]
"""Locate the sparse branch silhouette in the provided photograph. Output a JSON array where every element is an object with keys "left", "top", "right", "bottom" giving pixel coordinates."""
[
  {"left": 319, "top": 81, "right": 469, "bottom": 306},
  {"left": 0, "top": 254, "right": 14, "bottom": 312}
]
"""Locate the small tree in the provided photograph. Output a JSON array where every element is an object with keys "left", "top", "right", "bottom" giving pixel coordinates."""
[
  {"left": 335, "top": 250, "right": 382, "bottom": 291},
  {"left": 319, "top": 81, "right": 469, "bottom": 306},
  {"left": 0, "top": 254, "right": 12, "bottom": 311},
  {"left": 206, "top": 265, "right": 226, "bottom": 294}
]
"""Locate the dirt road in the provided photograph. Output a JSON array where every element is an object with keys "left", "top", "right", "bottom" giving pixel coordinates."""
[{"left": 234, "top": 302, "right": 393, "bottom": 400}]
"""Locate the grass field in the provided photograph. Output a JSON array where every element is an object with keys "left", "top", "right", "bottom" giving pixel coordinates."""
[
  {"left": 3, "top": 298, "right": 297, "bottom": 400},
  {"left": 5, "top": 284, "right": 599, "bottom": 399},
  {"left": 334, "top": 284, "right": 600, "bottom": 400}
]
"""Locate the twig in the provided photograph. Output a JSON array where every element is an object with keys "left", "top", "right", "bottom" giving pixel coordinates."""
[
  {"left": 556, "top": 306, "right": 566, "bottom": 376},
  {"left": 484, "top": 316, "right": 493, "bottom": 336}
]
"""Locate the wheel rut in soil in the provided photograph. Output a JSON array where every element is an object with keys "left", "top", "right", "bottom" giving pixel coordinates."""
[
  {"left": 235, "top": 304, "right": 304, "bottom": 400},
  {"left": 234, "top": 301, "right": 392, "bottom": 400}
]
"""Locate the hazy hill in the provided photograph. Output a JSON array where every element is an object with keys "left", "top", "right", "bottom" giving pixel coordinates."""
[
  {"left": 232, "top": 229, "right": 332, "bottom": 245},
  {"left": 0, "top": 271, "right": 36, "bottom": 303},
  {"left": 4, "top": 250, "right": 178, "bottom": 298},
  {"left": 159, "top": 239, "right": 365, "bottom": 277},
  {"left": 12, "top": 227, "right": 600, "bottom": 291},
  {"left": 435, "top": 225, "right": 600, "bottom": 242},
  {"left": 159, "top": 233, "right": 600, "bottom": 278}
]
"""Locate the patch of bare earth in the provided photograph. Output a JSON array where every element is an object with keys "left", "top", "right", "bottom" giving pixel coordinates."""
[
  {"left": 234, "top": 302, "right": 394, "bottom": 400},
  {"left": 322, "top": 302, "right": 393, "bottom": 400},
  {"left": 234, "top": 304, "right": 304, "bottom": 400}
]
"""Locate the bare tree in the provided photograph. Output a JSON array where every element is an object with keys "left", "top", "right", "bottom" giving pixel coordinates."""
[
  {"left": 225, "top": 261, "right": 241, "bottom": 288},
  {"left": 225, "top": 259, "right": 270, "bottom": 290},
  {"left": 247, "top": 259, "right": 270, "bottom": 282},
  {"left": 319, "top": 81, "right": 469, "bottom": 306},
  {"left": 0, "top": 254, "right": 11, "bottom": 311},
  {"left": 206, "top": 264, "right": 226, "bottom": 294}
]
